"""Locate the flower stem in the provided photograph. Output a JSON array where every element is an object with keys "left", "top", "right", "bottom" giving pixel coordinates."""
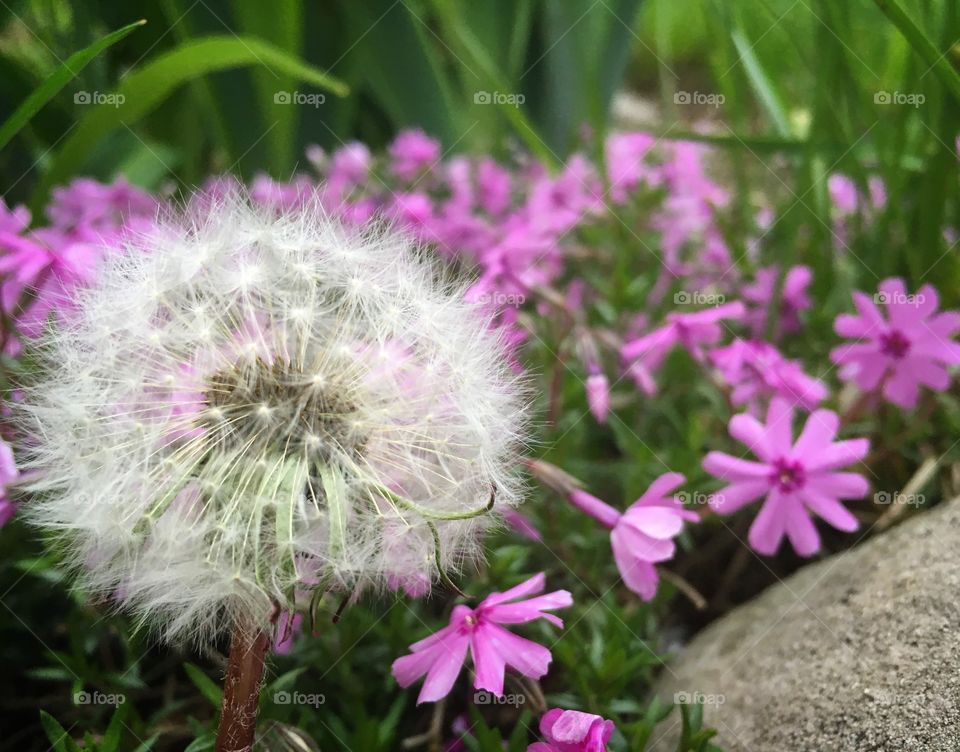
[{"left": 215, "top": 621, "right": 270, "bottom": 752}]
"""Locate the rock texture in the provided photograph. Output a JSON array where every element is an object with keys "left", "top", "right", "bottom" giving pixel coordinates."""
[{"left": 652, "top": 499, "right": 960, "bottom": 752}]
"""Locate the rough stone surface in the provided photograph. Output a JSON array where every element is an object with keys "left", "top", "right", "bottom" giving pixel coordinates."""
[{"left": 652, "top": 499, "right": 960, "bottom": 752}]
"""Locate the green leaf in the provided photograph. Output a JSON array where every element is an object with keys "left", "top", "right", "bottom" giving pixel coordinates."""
[
  {"left": 184, "top": 663, "right": 224, "bottom": 708},
  {"left": 39, "top": 711, "right": 78, "bottom": 752},
  {"left": 873, "top": 0, "right": 960, "bottom": 104},
  {"left": 730, "top": 28, "right": 791, "bottom": 136},
  {"left": 0, "top": 19, "right": 145, "bottom": 153},
  {"left": 131, "top": 734, "right": 161, "bottom": 752},
  {"left": 32, "top": 35, "right": 348, "bottom": 210},
  {"left": 100, "top": 703, "right": 129, "bottom": 752}
]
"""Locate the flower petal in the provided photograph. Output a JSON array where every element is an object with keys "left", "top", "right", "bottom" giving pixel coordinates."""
[{"left": 747, "top": 489, "right": 786, "bottom": 555}]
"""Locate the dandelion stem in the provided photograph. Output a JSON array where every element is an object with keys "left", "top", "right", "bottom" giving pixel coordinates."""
[{"left": 215, "top": 621, "right": 270, "bottom": 752}]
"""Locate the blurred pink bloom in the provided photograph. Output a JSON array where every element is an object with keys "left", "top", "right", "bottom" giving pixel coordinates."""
[
  {"left": 568, "top": 473, "right": 697, "bottom": 600},
  {"left": 273, "top": 612, "right": 303, "bottom": 655},
  {"left": 830, "top": 278, "right": 960, "bottom": 408},
  {"left": 389, "top": 129, "right": 441, "bottom": 180},
  {"left": 502, "top": 508, "right": 542, "bottom": 542},
  {"left": 392, "top": 573, "right": 571, "bottom": 703},
  {"left": 605, "top": 132, "right": 658, "bottom": 202},
  {"left": 828, "top": 174, "right": 859, "bottom": 216},
  {"left": 477, "top": 158, "right": 512, "bottom": 216},
  {"left": 526, "top": 155, "right": 603, "bottom": 234},
  {"left": 704, "top": 398, "right": 869, "bottom": 556},
  {"left": 0, "top": 438, "right": 18, "bottom": 527},
  {"left": 710, "top": 339, "right": 827, "bottom": 412},
  {"left": 621, "top": 302, "right": 745, "bottom": 394},
  {"left": 529, "top": 708, "right": 615, "bottom": 752},
  {"left": 742, "top": 265, "right": 812, "bottom": 338},
  {"left": 586, "top": 371, "right": 610, "bottom": 424}
]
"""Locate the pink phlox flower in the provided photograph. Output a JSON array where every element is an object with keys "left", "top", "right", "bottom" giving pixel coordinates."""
[
  {"left": 710, "top": 339, "right": 827, "bottom": 412},
  {"left": 0, "top": 438, "right": 19, "bottom": 527},
  {"left": 703, "top": 397, "right": 870, "bottom": 556},
  {"left": 526, "top": 155, "right": 603, "bottom": 234},
  {"left": 604, "top": 132, "right": 659, "bottom": 202},
  {"left": 586, "top": 370, "right": 610, "bottom": 424},
  {"left": 742, "top": 265, "right": 813, "bottom": 337},
  {"left": 528, "top": 708, "right": 615, "bottom": 752},
  {"left": 621, "top": 302, "right": 745, "bottom": 394},
  {"left": 392, "top": 572, "right": 572, "bottom": 703},
  {"left": 502, "top": 508, "right": 542, "bottom": 542},
  {"left": 389, "top": 129, "right": 442, "bottom": 180},
  {"left": 830, "top": 277, "right": 960, "bottom": 408},
  {"left": 568, "top": 473, "right": 697, "bottom": 600}
]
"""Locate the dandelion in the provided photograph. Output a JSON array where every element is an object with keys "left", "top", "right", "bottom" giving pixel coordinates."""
[
  {"left": 17, "top": 187, "right": 525, "bottom": 747},
  {"left": 392, "top": 572, "right": 571, "bottom": 703},
  {"left": 529, "top": 708, "right": 615, "bottom": 752},
  {"left": 830, "top": 277, "right": 960, "bottom": 408},
  {"left": 703, "top": 398, "right": 869, "bottom": 556}
]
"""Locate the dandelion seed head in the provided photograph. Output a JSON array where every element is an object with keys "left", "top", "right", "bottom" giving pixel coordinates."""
[{"left": 17, "top": 186, "right": 527, "bottom": 646}]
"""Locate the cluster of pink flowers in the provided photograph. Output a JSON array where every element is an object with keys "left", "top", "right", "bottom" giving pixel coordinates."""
[{"left": 1, "top": 129, "right": 958, "bottom": 742}]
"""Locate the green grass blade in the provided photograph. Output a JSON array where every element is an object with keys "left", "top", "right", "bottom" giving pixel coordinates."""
[
  {"left": 873, "top": 0, "right": 960, "bottom": 103},
  {"left": 730, "top": 28, "right": 792, "bottom": 136},
  {"left": 31, "top": 35, "right": 348, "bottom": 210},
  {"left": 0, "top": 19, "right": 145, "bottom": 153}
]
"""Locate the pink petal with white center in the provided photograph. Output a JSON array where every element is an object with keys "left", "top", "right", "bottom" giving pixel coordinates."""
[
  {"left": 805, "top": 438, "right": 870, "bottom": 472},
  {"left": 623, "top": 506, "right": 685, "bottom": 539},
  {"left": 764, "top": 398, "right": 795, "bottom": 455},
  {"left": 748, "top": 489, "right": 788, "bottom": 555},
  {"left": 710, "top": 480, "right": 771, "bottom": 513},
  {"left": 807, "top": 472, "right": 869, "bottom": 499},
  {"left": 480, "top": 572, "right": 545, "bottom": 608},
  {"left": 800, "top": 487, "right": 859, "bottom": 532},
  {"left": 792, "top": 409, "right": 839, "bottom": 460},
  {"left": 483, "top": 591, "right": 573, "bottom": 626},
  {"left": 729, "top": 413, "right": 775, "bottom": 460},
  {"left": 613, "top": 519, "right": 676, "bottom": 562},
  {"left": 703, "top": 451, "right": 770, "bottom": 481},
  {"left": 473, "top": 622, "right": 553, "bottom": 685},
  {"left": 784, "top": 498, "right": 821, "bottom": 556},
  {"left": 635, "top": 471, "right": 687, "bottom": 505},
  {"left": 611, "top": 531, "right": 660, "bottom": 599}
]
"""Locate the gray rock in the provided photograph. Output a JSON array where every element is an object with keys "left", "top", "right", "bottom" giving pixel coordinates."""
[{"left": 652, "top": 499, "right": 960, "bottom": 752}]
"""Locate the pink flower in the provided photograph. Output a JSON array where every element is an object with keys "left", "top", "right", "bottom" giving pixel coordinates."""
[
  {"left": 502, "top": 508, "right": 542, "bottom": 541},
  {"left": 392, "top": 573, "right": 571, "bottom": 703},
  {"left": 605, "top": 132, "right": 658, "bottom": 202},
  {"left": 389, "top": 129, "right": 441, "bottom": 180},
  {"left": 703, "top": 398, "right": 870, "bottom": 556},
  {"left": 710, "top": 339, "right": 827, "bottom": 412},
  {"left": 0, "top": 439, "right": 18, "bottom": 527},
  {"left": 742, "top": 265, "right": 812, "bottom": 338},
  {"left": 621, "top": 302, "right": 745, "bottom": 394},
  {"left": 529, "top": 708, "right": 615, "bottom": 752},
  {"left": 830, "top": 278, "right": 960, "bottom": 408},
  {"left": 568, "top": 473, "right": 697, "bottom": 600},
  {"left": 586, "top": 371, "right": 610, "bottom": 424}
]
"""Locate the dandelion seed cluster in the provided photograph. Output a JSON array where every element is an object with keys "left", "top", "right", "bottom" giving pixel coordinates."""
[{"left": 18, "top": 188, "right": 526, "bottom": 645}]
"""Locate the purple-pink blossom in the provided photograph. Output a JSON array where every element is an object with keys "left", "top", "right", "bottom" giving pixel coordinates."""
[
  {"left": 742, "top": 265, "right": 812, "bottom": 338},
  {"left": 710, "top": 339, "right": 827, "bottom": 412},
  {"left": 392, "top": 573, "right": 571, "bottom": 703},
  {"left": 568, "top": 473, "right": 697, "bottom": 600},
  {"left": 529, "top": 708, "right": 615, "bottom": 752},
  {"left": 389, "top": 129, "right": 442, "bottom": 180},
  {"left": 621, "top": 302, "right": 745, "bottom": 394},
  {"left": 703, "top": 398, "right": 870, "bottom": 556},
  {"left": 830, "top": 277, "right": 960, "bottom": 408},
  {"left": 0, "top": 438, "right": 18, "bottom": 527}
]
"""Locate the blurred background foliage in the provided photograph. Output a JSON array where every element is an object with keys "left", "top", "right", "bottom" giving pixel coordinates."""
[{"left": 0, "top": 0, "right": 957, "bottom": 283}]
